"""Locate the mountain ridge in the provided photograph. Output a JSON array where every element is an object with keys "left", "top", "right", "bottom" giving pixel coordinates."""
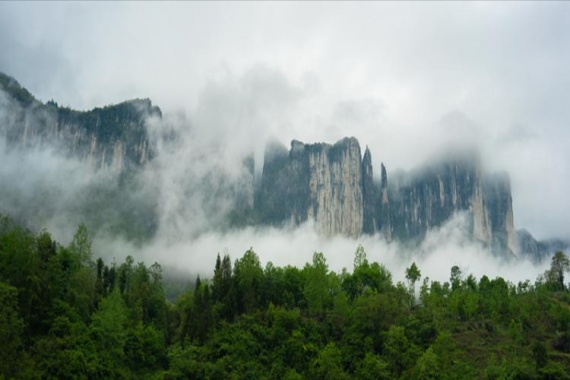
[{"left": 0, "top": 71, "right": 565, "bottom": 261}]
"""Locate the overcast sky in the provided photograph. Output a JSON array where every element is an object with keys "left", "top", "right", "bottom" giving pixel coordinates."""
[{"left": 1, "top": 2, "right": 570, "bottom": 240}]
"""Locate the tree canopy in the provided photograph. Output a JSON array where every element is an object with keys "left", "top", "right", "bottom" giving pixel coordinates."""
[{"left": 1, "top": 215, "right": 569, "bottom": 379}]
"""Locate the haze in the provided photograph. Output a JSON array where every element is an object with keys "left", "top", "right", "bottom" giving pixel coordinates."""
[{"left": 0, "top": 2, "right": 568, "bottom": 283}]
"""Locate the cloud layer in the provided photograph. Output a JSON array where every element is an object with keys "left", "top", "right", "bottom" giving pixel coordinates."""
[{"left": 1, "top": 3, "right": 569, "bottom": 281}]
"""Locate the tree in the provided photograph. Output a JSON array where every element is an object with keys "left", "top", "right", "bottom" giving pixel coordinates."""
[
  {"left": 450, "top": 265, "right": 462, "bottom": 291},
  {"left": 548, "top": 251, "right": 570, "bottom": 290},
  {"left": 304, "top": 252, "right": 329, "bottom": 316},
  {"left": 191, "top": 277, "right": 212, "bottom": 344},
  {"left": 355, "top": 353, "right": 390, "bottom": 380},
  {"left": 68, "top": 224, "right": 93, "bottom": 267},
  {"left": 354, "top": 244, "right": 367, "bottom": 271},
  {"left": 532, "top": 341, "right": 548, "bottom": 370},
  {"left": 0, "top": 282, "right": 24, "bottom": 377},
  {"left": 406, "top": 262, "right": 421, "bottom": 305},
  {"left": 310, "top": 342, "right": 349, "bottom": 380},
  {"left": 89, "top": 289, "right": 128, "bottom": 378},
  {"left": 212, "top": 253, "right": 222, "bottom": 301},
  {"left": 234, "top": 248, "right": 263, "bottom": 313},
  {"left": 413, "top": 347, "right": 439, "bottom": 380},
  {"left": 384, "top": 325, "right": 410, "bottom": 377}
]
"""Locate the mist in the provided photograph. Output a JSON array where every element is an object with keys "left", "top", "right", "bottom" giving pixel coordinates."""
[
  {"left": 0, "top": 64, "right": 559, "bottom": 289},
  {"left": 1, "top": 2, "right": 569, "bottom": 288}
]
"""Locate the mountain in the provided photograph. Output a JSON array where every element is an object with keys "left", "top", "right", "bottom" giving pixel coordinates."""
[
  {"left": 386, "top": 152, "right": 517, "bottom": 256},
  {"left": 517, "top": 229, "right": 570, "bottom": 264},
  {"left": 0, "top": 71, "right": 564, "bottom": 261},
  {"left": 0, "top": 72, "right": 161, "bottom": 173},
  {"left": 0, "top": 72, "right": 161, "bottom": 241},
  {"left": 255, "top": 139, "right": 517, "bottom": 256},
  {"left": 256, "top": 138, "right": 364, "bottom": 237}
]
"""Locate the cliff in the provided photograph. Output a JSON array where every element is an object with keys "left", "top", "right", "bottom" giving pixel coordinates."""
[
  {"left": 0, "top": 72, "right": 539, "bottom": 259},
  {"left": 387, "top": 153, "right": 516, "bottom": 255},
  {"left": 361, "top": 147, "right": 375, "bottom": 234},
  {"left": 257, "top": 137, "right": 364, "bottom": 237},
  {"left": 378, "top": 163, "right": 392, "bottom": 242},
  {"left": 517, "top": 229, "right": 569, "bottom": 264},
  {"left": 256, "top": 139, "right": 518, "bottom": 256},
  {"left": 0, "top": 72, "right": 161, "bottom": 174}
]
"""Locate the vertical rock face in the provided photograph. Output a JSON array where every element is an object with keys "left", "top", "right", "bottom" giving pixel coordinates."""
[
  {"left": 387, "top": 153, "right": 518, "bottom": 255},
  {"left": 0, "top": 73, "right": 161, "bottom": 174},
  {"left": 389, "top": 153, "right": 493, "bottom": 246},
  {"left": 2, "top": 72, "right": 523, "bottom": 257},
  {"left": 257, "top": 137, "right": 364, "bottom": 237},
  {"left": 256, "top": 138, "right": 517, "bottom": 255},
  {"left": 361, "top": 147, "right": 375, "bottom": 234},
  {"left": 307, "top": 137, "right": 363, "bottom": 237},
  {"left": 378, "top": 163, "right": 392, "bottom": 242},
  {"left": 517, "top": 229, "right": 569, "bottom": 263},
  {"left": 485, "top": 173, "right": 517, "bottom": 255}
]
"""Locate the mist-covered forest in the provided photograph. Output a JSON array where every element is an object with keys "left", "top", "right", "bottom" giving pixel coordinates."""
[{"left": 1, "top": 214, "right": 569, "bottom": 380}]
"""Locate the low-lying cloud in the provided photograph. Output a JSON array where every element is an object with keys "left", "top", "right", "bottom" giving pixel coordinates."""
[{"left": 94, "top": 212, "right": 549, "bottom": 287}]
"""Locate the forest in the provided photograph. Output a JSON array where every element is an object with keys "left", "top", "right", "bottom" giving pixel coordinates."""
[{"left": 1, "top": 214, "right": 569, "bottom": 380}]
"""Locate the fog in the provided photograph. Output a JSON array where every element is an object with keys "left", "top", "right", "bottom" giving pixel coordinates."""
[
  {"left": 1, "top": 2, "right": 569, "bottom": 284},
  {"left": 95, "top": 213, "right": 549, "bottom": 287}
]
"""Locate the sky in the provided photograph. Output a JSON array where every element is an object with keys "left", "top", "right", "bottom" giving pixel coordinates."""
[{"left": 1, "top": 2, "right": 570, "bottom": 278}]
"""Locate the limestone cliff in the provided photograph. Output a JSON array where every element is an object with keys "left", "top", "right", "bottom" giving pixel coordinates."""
[
  {"left": 257, "top": 137, "right": 364, "bottom": 237},
  {"left": 361, "top": 147, "right": 375, "bottom": 234},
  {"left": 1, "top": 71, "right": 527, "bottom": 257},
  {"left": 0, "top": 72, "right": 161, "bottom": 174},
  {"left": 256, "top": 139, "right": 517, "bottom": 255},
  {"left": 517, "top": 229, "right": 569, "bottom": 263},
  {"left": 387, "top": 152, "right": 518, "bottom": 255},
  {"left": 378, "top": 163, "right": 392, "bottom": 242},
  {"left": 484, "top": 173, "right": 517, "bottom": 255}
]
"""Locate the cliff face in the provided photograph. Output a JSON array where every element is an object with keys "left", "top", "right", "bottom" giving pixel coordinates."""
[
  {"left": 484, "top": 173, "right": 517, "bottom": 255},
  {"left": 517, "top": 230, "right": 569, "bottom": 264},
  {"left": 378, "top": 163, "right": 392, "bottom": 242},
  {"left": 257, "top": 137, "right": 364, "bottom": 237},
  {"left": 387, "top": 153, "right": 516, "bottom": 255},
  {"left": 257, "top": 139, "right": 517, "bottom": 255},
  {"left": 361, "top": 147, "right": 375, "bottom": 234},
  {"left": 389, "top": 153, "right": 491, "bottom": 243},
  {"left": 0, "top": 72, "right": 161, "bottom": 174},
  {"left": 1, "top": 71, "right": 525, "bottom": 257}
]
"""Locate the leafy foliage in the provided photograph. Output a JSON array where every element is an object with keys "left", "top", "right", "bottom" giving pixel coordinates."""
[{"left": 1, "top": 214, "right": 570, "bottom": 379}]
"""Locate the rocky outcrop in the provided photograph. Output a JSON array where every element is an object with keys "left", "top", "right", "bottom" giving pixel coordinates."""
[
  {"left": 517, "top": 229, "right": 569, "bottom": 264},
  {"left": 0, "top": 72, "right": 161, "bottom": 174},
  {"left": 0, "top": 71, "right": 530, "bottom": 258},
  {"left": 361, "top": 147, "right": 375, "bottom": 234},
  {"left": 387, "top": 153, "right": 517, "bottom": 255},
  {"left": 257, "top": 140, "right": 518, "bottom": 255},
  {"left": 484, "top": 173, "right": 517, "bottom": 255},
  {"left": 378, "top": 163, "right": 392, "bottom": 242},
  {"left": 257, "top": 137, "right": 364, "bottom": 237}
]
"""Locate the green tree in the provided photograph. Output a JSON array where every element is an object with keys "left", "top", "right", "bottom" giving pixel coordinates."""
[
  {"left": 547, "top": 251, "right": 570, "bottom": 290},
  {"left": 450, "top": 265, "right": 462, "bottom": 291},
  {"left": 68, "top": 224, "right": 93, "bottom": 267},
  {"left": 234, "top": 248, "right": 263, "bottom": 313},
  {"left": 304, "top": 252, "right": 329, "bottom": 316},
  {"left": 89, "top": 289, "right": 128, "bottom": 378},
  {"left": 310, "top": 342, "right": 349, "bottom": 380},
  {"left": 355, "top": 353, "right": 390, "bottom": 380},
  {"left": 532, "top": 341, "right": 547, "bottom": 371},
  {"left": 413, "top": 347, "right": 439, "bottom": 380},
  {"left": 406, "top": 262, "right": 421, "bottom": 305},
  {"left": 384, "top": 325, "right": 410, "bottom": 377},
  {"left": 0, "top": 282, "right": 24, "bottom": 377},
  {"left": 354, "top": 244, "right": 367, "bottom": 271}
]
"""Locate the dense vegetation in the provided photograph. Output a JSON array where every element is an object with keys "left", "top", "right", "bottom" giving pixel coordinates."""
[{"left": 1, "top": 215, "right": 569, "bottom": 379}]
